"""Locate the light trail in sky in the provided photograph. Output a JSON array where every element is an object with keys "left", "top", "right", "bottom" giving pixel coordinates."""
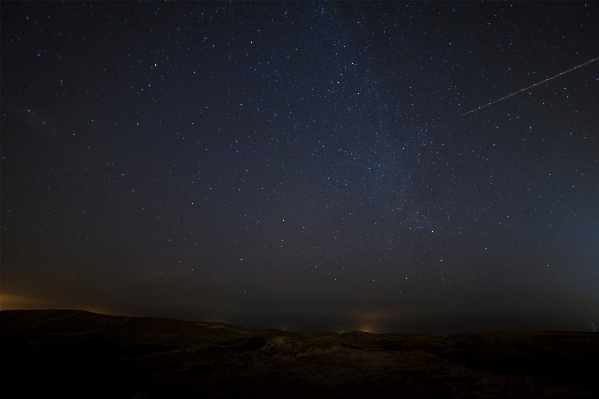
[{"left": 462, "top": 56, "right": 599, "bottom": 117}]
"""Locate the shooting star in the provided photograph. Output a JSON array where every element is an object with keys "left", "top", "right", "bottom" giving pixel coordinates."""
[{"left": 462, "top": 56, "right": 599, "bottom": 117}]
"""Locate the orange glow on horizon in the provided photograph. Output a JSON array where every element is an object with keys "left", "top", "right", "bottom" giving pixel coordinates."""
[
  {"left": 0, "top": 292, "right": 42, "bottom": 310},
  {"left": 0, "top": 292, "right": 114, "bottom": 316},
  {"left": 350, "top": 308, "right": 414, "bottom": 334}
]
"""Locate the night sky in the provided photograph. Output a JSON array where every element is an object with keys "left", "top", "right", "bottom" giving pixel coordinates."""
[{"left": 2, "top": 2, "right": 598, "bottom": 333}]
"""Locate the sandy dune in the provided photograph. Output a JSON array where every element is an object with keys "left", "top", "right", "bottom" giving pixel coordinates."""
[{"left": 2, "top": 310, "right": 598, "bottom": 398}]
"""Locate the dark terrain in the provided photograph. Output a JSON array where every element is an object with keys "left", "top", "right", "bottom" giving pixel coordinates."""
[{"left": 1, "top": 310, "right": 598, "bottom": 398}]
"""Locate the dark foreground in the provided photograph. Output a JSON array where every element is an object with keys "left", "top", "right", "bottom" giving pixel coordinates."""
[{"left": 1, "top": 310, "right": 598, "bottom": 398}]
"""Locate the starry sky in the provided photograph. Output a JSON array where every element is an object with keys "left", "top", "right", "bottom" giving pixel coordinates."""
[{"left": 2, "top": 2, "right": 598, "bottom": 333}]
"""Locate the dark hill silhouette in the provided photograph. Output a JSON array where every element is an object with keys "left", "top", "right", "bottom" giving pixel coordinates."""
[{"left": 1, "top": 309, "right": 598, "bottom": 398}]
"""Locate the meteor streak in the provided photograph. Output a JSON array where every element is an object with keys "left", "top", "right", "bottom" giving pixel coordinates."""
[{"left": 462, "top": 56, "right": 599, "bottom": 116}]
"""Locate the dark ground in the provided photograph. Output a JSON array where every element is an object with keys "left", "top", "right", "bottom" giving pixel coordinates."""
[{"left": 1, "top": 310, "right": 598, "bottom": 398}]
